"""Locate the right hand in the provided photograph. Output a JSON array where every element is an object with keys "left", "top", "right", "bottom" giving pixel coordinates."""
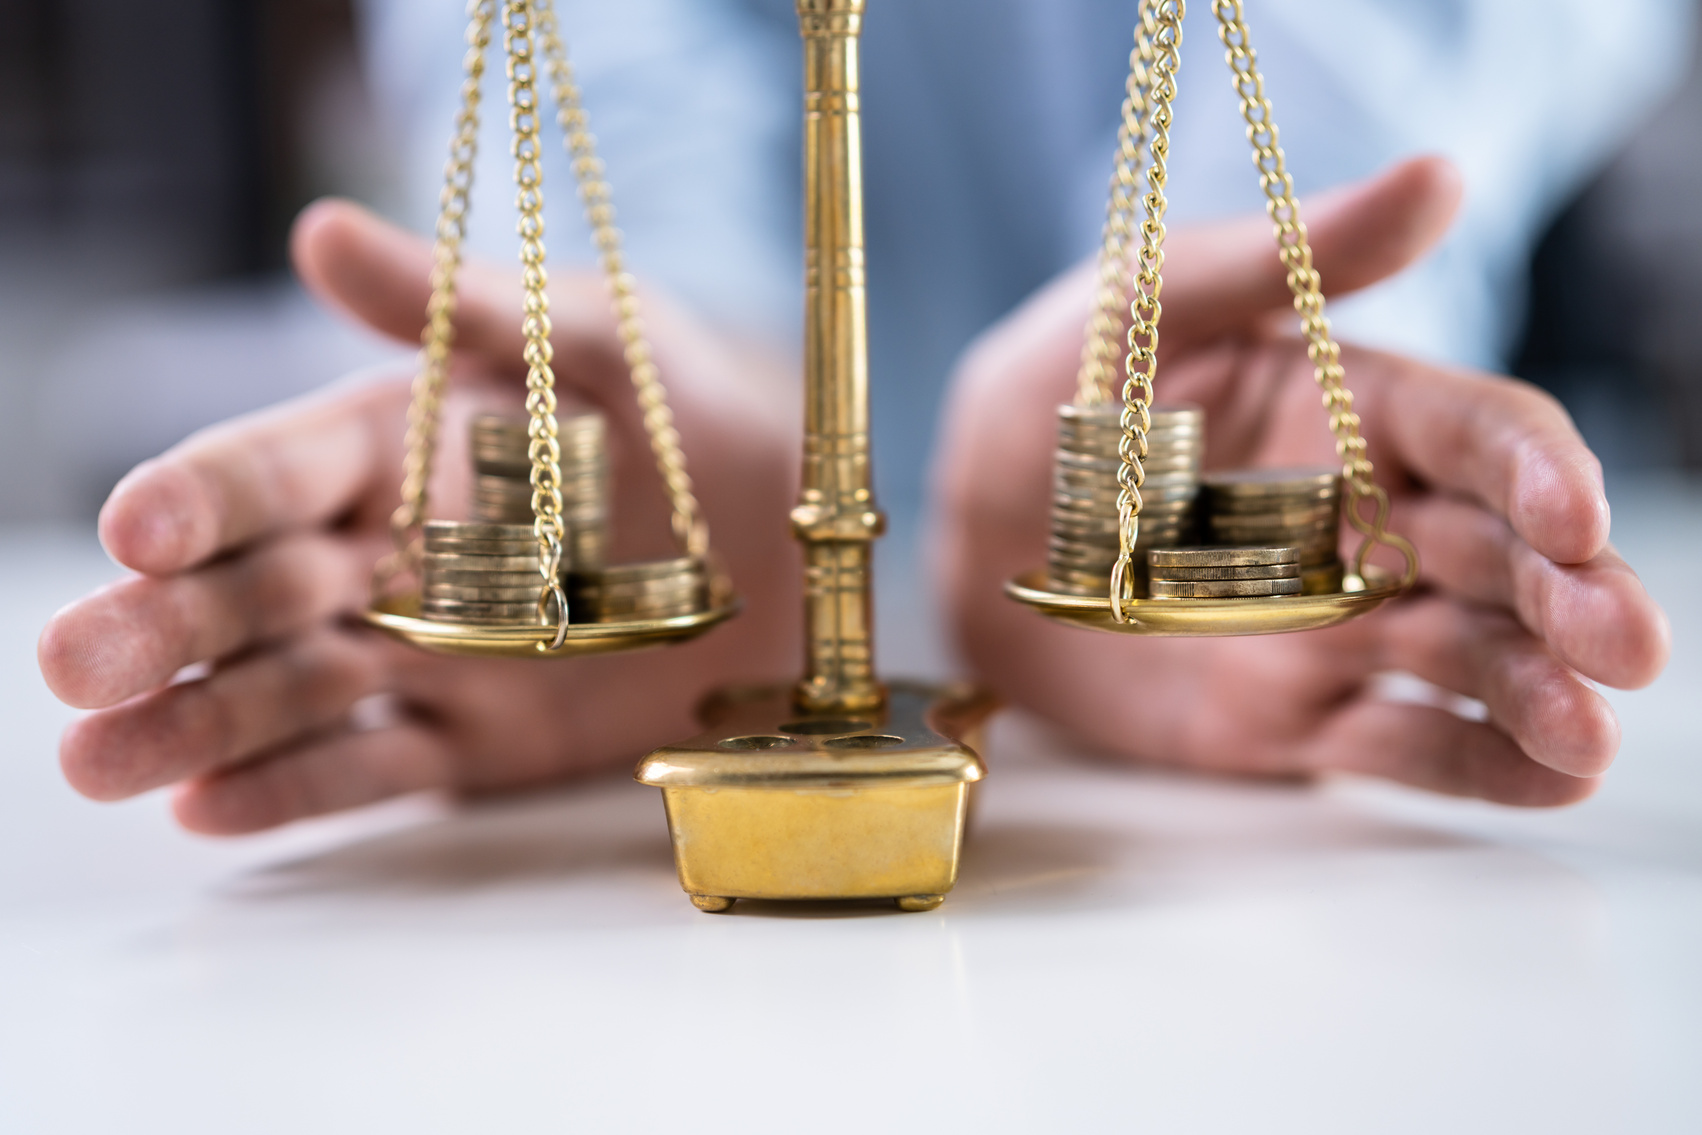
[{"left": 38, "top": 200, "right": 800, "bottom": 834}]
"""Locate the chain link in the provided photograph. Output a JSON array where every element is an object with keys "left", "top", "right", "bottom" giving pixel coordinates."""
[
  {"left": 503, "top": 0, "right": 571, "bottom": 646},
  {"left": 374, "top": 0, "right": 494, "bottom": 597},
  {"left": 533, "top": 0, "right": 708, "bottom": 559},
  {"left": 1211, "top": 0, "right": 1417, "bottom": 586},
  {"left": 1077, "top": 0, "right": 1160, "bottom": 407},
  {"left": 1109, "top": 0, "right": 1184, "bottom": 623}
]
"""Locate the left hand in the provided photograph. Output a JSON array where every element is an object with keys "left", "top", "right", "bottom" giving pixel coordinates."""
[{"left": 932, "top": 157, "right": 1671, "bottom": 805}]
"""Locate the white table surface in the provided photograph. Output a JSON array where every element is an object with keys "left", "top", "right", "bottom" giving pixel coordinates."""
[{"left": 2, "top": 478, "right": 1699, "bottom": 1135}]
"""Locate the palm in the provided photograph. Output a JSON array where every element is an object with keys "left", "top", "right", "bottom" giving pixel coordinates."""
[
  {"left": 935, "top": 160, "right": 1670, "bottom": 805},
  {"left": 40, "top": 201, "right": 798, "bottom": 832}
]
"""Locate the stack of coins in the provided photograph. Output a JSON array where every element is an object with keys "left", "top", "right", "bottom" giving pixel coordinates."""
[
  {"left": 468, "top": 413, "right": 609, "bottom": 571},
  {"left": 1047, "top": 402, "right": 1205, "bottom": 596},
  {"left": 569, "top": 557, "right": 706, "bottom": 622},
  {"left": 420, "top": 520, "right": 554, "bottom": 625},
  {"left": 1201, "top": 466, "right": 1344, "bottom": 594},
  {"left": 1145, "top": 545, "right": 1303, "bottom": 598}
]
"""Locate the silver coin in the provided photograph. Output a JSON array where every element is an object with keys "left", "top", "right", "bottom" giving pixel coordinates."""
[
  {"left": 1147, "top": 576, "right": 1305, "bottom": 598},
  {"left": 1148, "top": 545, "right": 1300, "bottom": 568},
  {"left": 1146, "top": 561, "right": 1301, "bottom": 582}
]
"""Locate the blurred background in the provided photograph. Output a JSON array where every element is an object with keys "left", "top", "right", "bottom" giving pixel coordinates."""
[{"left": 2, "top": 0, "right": 1701, "bottom": 524}]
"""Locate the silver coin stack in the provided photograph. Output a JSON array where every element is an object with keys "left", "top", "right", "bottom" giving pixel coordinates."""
[
  {"left": 1145, "top": 545, "right": 1304, "bottom": 598},
  {"left": 469, "top": 413, "right": 609, "bottom": 572},
  {"left": 1047, "top": 402, "right": 1205, "bottom": 596},
  {"left": 1201, "top": 466, "right": 1344, "bottom": 594},
  {"left": 568, "top": 556, "right": 707, "bottom": 622},
  {"left": 420, "top": 521, "right": 554, "bottom": 625}
]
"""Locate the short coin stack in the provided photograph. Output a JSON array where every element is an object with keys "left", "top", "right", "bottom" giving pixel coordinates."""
[
  {"left": 469, "top": 413, "right": 609, "bottom": 571},
  {"left": 1145, "top": 545, "right": 1303, "bottom": 598},
  {"left": 569, "top": 557, "right": 707, "bottom": 623},
  {"left": 1047, "top": 402, "right": 1204, "bottom": 596},
  {"left": 1200, "top": 467, "right": 1344, "bottom": 594},
  {"left": 420, "top": 520, "right": 553, "bottom": 625}
]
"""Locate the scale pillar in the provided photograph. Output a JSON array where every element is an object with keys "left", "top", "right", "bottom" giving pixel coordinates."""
[
  {"left": 792, "top": 0, "right": 884, "bottom": 715},
  {"left": 635, "top": 0, "right": 997, "bottom": 914}
]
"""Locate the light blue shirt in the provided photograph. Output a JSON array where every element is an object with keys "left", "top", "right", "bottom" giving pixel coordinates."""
[{"left": 357, "top": 0, "right": 1694, "bottom": 511}]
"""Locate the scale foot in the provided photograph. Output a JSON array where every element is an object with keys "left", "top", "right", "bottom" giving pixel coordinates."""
[
  {"left": 896, "top": 895, "right": 945, "bottom": 912},
  {"left": 689, "top": 895, "right": 734, "bottom": 913}
]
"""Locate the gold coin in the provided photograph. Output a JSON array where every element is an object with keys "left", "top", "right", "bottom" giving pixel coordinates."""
[
  {"left": 1148, "top": 545, "right": 1300, "bottom": 568},
  {"left": 1201, "top": 467, "right": 1338, "bottom": 496},
  {"left": 423, "top": 520, "right": 535, "bottom": 542},
  {"left": 1147, "top": 576, "right": 1305, "bottom": 598},
  {"left": 424, "top": 574, "right": 553, "bottom": 592},
  {"left": 1046, "top": 567, "right": 1114, "bottom": 591},
  {"left": 422, "top": 582, "right": 551, "bottom": 602},
  {"left": 1148, "top": 562, "right": 1301, "bottom": 582},
  {"left": 421, "top": 552, "right": 546, "bottom": 572},
  {"left": 420, "top": 599, "right": 552, "bottom": 620}
]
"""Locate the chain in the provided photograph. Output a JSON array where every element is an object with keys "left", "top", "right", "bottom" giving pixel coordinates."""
[
  {"left": 503, "top": 0, "right": 571, "bottom": 647},
  {"left": 374, "top": 0, "right": 495, "bottom": 598},
  {"left": 1109, "top": 0, "right": 1184, "bottom": 623},
  {"left": 1211, "top": 0, "right": 1417, "bottom": 586},
  {"left": 1077, "top": 0, "right": 1160, "bottom": 407},
  {"left": 533, "top": 0, "right": 709, "bottom": 559}
]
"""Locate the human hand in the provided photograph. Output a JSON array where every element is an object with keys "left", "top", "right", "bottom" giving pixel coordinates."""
[
  {"left": 39, "top": 200, "right": 798, "bottom": 833},
  {"left": 932, "top": 158, "right": 1672, "bottom": 805}
]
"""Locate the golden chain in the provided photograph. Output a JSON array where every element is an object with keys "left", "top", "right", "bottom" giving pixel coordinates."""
[
  {"left": 1077, "top": 0, "right": 1160, "bottom": 406},
  {"left": 504, "top": 0, "right": 571, "bottom": 646},
  {"left": 533, "top": 0, "right": 709, "bottom": 559},
  {"left": 1211, "top": 0, "right": 1417, "bottom": 586},
  {"left": 1109, "top": 0, "right": 1184, "bottom": 623},
  {"left": 374, "top": 0, "right": 494, "bottom": 596}
]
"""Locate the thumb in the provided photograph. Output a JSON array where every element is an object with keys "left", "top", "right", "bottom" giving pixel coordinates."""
[
  {"left": 290, "top": 198, "right": 530, "bottom": 373},
  {"left": 1160, "top": 155, "right": 1463, "bottom": 351}
]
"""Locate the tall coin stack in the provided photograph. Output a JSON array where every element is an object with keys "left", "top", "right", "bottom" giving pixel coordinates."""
[
  {"left": 1047, "top": 402, "right": 1205, "bottom": 596},
  {"left": 420, "top": 520, "right": 553, "bottom": 625},
  {"left": 468, "top": 413, "right": 609, "bottom": 572},
  {"left": 1145, "top": 546, "right": 1303, "bottom": 598},
  {"left": 1201, "top": 466, "right": 1344, "bottom": 594},
  {"left": 569, "top": 556, "right": 707, "bottom": 622}
]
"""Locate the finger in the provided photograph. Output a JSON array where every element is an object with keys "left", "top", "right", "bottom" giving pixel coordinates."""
[
  {"left": 291, "top": 198, "right": 622, "bottom": 382},
  {"left": 1353, "top": 348, "right": 1610, "bottom": 564},
  {"left": 38, "top": 532, "right": 374, "bottom": 710},
  {"left": 1396, "top": 494, "right": 1671, "bottom": 688},
  {"left": 59, "top": 628, "right": 385, "bottom": 801},
  {"left": 1161, "top": 156, "right": 1462, "bottom": 350},
  {"left": 97, "top": 377, "right": 403, "bottom": 575},
  {"left": 1310, "top": 697, "right": 1600, "bottom": 807},
  {"left": 1376, "top": 596, "right": 1619, "bottom": 777},
  {"left": 172, "top": 722, "right": 454, "bottom": 835}
]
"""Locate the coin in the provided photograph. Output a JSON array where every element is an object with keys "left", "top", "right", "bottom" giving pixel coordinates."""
[
  {"left": 1202, "top": 466, "right": 1338, "bottom": 495},
  {"left": 421, "top": 553, "right": 546, "bottom": 573},
  {"left": 420, "top": 598, "right": 552, "bottom": 620},
  {"left": 424, "top": 520, "right": 536, "bottom": 543},
  {"left": 422, "top": 583, "right": 551, "bottom": 602},
  {"left": 1148, "top": 562, "right": 1301, "bottom": 582},
  {"left": 1148, "top": 545, "right": 1300, "bottom": 568},
  {"left": 1147, "top": 577, "right": 1304, "bottom": 598}
]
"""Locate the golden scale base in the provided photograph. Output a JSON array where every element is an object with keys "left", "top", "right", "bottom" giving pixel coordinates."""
[{"left": 360, "top": 0, "right": 1416, "bottom": 914}]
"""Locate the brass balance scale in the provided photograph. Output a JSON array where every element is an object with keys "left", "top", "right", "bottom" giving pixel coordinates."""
[{"left": 363, "top": 0, "right": 1418, "bottom": 912}]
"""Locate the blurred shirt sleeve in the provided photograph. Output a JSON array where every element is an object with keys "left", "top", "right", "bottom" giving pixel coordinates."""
[{"left": 353, "top": 0, "right": 802, "bottom": 344}]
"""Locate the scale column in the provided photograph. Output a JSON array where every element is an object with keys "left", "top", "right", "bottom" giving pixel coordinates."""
[{"left": 792, "top": 0, "right": 884, "bottom": 714}]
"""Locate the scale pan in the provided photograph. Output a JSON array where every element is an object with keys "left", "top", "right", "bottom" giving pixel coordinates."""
[
  {"left": 361, "top": 592, "right": 741, "bottom": 659},
  {"left": 1004, "top": 567, "right": 1405, "bottom": 637}
]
